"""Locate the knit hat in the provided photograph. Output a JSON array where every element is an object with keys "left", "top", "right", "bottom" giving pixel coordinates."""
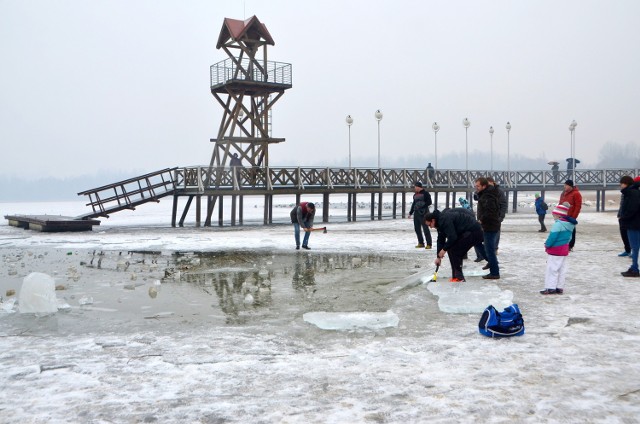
[
  {"left": 552, "top": 203, "right": 569, "bottom": 216},
  {"left": 414, "top": 181, "right": 423, "bottom": 188},
  {"left": 634, "top": 176, "right": 640, "bottom": 183},
  {"left": 535, "top": 193, "right": 540, "bottom": 198},
  {"left": 564, "top": 179, "right": 574, "bottom": 187},
  {"left": 307, "top": 202, "right": 315, "bottom": 209}
]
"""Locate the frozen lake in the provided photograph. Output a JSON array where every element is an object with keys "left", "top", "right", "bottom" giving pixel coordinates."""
[{"left": 1, "top": 197, "right": 640, "bottom": 423}]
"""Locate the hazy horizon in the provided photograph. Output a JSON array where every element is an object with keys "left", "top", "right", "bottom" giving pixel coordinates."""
[{"left": 1, "top": 1, "right": 639, "bottom": 181}]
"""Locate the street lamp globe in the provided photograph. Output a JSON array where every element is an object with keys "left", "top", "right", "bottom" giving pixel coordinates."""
[{"left": 346, "top": 115, "right": 353, "bottom": 126}]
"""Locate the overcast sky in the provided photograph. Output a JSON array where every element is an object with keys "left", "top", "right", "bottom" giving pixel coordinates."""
[{"left": 1, "top": 0, "right": 639, "bottom": 179}]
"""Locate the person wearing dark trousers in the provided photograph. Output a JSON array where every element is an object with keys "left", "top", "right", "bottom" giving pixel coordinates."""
[
  {"left": 487, "top": 177, "right": 507, "bottom": 253},
  {"left": 425, "top": 208, "right": 484, "bottom": 282},
  {"left": 475, "top": 177, "right": 502, "bottom": 279},
  {"left": 408, "top": 181, "right": 433, "bottom": 249},
  {"left": 618, "top": 182, "right": 632, "bottom": 257},
  {"left": 618, "top": 176, "right": 640, "bottom": 277},
  {"left": 559, "top": 179, "right": 582, "bottom": 250},
  {"left": 534, "top": 193, "right": 548, "bottom": 232},
  {"left": 290, "top": 202, "right": 316, "bottom": 250}
]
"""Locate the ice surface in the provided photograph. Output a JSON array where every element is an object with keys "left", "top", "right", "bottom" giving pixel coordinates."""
[
  {"left": 1, "top": 199, "right": 640, "bottom": 423},
  {"left": 18, "top": 272, "right": 58, "bottom": 314},
  {"left": 303, "top": 310, "right": 399, "bottom": 330}
]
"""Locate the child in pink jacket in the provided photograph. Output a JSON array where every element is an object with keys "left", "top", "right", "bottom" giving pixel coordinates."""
[{"left": 541, "top": 203, "right": 578, "bottom": 295}]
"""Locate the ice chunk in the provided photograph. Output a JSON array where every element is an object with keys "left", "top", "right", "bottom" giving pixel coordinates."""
[
  {"left": 303, "top": 310, "right": 399, "bottom": 330},
  {"left": 426, "top": 280, "right": 513, "bottom": 313},
  {"left": 19, "top": 272, "right": 58, "bottom": 314},
  {"left": 1, "top": 298, "right": 16, "bottom": 313}
]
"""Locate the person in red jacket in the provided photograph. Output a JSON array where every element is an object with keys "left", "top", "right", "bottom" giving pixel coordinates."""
[
  {"left": 290, "top": 202, "right": 316, "bottom": 250},
  {"left": 559, "top": 179, "right": 582, "bottom": 250}
]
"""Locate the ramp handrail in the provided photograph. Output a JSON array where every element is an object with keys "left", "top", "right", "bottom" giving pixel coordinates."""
[{"left": 78, "top": 168, "right": 177, "bottom": 217}]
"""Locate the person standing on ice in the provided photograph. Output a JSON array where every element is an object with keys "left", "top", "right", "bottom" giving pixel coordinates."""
[
  {"left": 618, "top": 176, "right": 640, "bottom": 277},
  {"left": 487, "top": 177, "right": 507, "bottom": 255},
  {"left": 540, "top": 203, "right": 577, "bottom": 294},
  {"left": 559, "top": 179, "right": 582, "bottom": 251},
  {"left": 475, "top": 177, "right": 501, "bottom": 280},
  {"left": 408, "top": 181, "right": 433, "bottom": 249},
  {"left": 534, "top": 193, "right": 547, "bottom": 232},
  {"left": 290, "top": 202, "right": 315, "bottom": 250},
  {"left": 425, "top": 208, "right": 483, "bottom": 282}
]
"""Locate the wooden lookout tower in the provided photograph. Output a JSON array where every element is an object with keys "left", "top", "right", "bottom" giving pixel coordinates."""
[{"left": 209, "top": 16, "right": 292, "bottom": 173}]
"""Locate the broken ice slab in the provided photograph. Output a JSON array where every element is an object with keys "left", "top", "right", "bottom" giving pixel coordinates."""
[
  {"left": 303, "top": 310, "right": 399, "bottom": 330},
  {"left": 426, "top": 280, "right": 513, "bottom": 314}
]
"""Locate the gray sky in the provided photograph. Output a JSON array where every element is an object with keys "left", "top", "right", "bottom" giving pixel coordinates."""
[{"left": 1, "top": 0, "right": 639, "bottom": 179}]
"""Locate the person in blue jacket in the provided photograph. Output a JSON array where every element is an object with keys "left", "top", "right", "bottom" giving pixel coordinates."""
[{"left": 534, "top": 193, "right": 547, "bottom": 232}]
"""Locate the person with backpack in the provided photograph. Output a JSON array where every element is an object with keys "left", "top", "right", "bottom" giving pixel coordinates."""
[
  {"left": 540, "top": 202, "right": 577, "bottom": 294},
  {"left": 424, "top": 208, "right": 484, "bottom": 282},
  {"left": 534, "top": 193, "right": 548, "bottom": 232},
  {"left": 290, "top": 202, "right": 316, "bottom": 250},
  {"left": 408, "top": 181, "right": 433, "bottom": 249}
]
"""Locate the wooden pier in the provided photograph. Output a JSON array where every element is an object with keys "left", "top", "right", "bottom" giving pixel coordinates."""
[{"left": 5, "top": 215, "right": 100, "bottom": 232}]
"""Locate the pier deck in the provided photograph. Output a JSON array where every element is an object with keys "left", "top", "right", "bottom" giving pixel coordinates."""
[{"left": 4, "top": 215, "right": 100, "bottom": 232}]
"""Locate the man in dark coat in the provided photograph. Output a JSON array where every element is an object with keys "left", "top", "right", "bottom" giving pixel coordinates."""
[
  {"left": 475, "top": 177, "right": 501, "bottom": 279},
  {"left": 290, "top": 202, "right": 316, "bottom": 250},
  {"left": 487, "top": 177, "right": 507, "bottom": 254},
  {"left": 408, "top": 181, "right": 433, "bottom": 248},
  {"left": 618, "top": 176, "right": 640, "bottom": 277},
  {"left": 425, "top": 208, "right": 484, "bottom": 282}
]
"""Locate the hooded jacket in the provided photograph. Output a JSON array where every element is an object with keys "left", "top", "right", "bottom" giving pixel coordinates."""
[
  {"left": 545, "top": 216, "right": 577, "bottom": 256},
  {"left": 409, "top": 188, "right": 432, "bottom": 216}
]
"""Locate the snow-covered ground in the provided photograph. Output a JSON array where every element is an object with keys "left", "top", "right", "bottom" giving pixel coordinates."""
[{"left": 1, "top": 197, "right": 639, "bottom": 423}]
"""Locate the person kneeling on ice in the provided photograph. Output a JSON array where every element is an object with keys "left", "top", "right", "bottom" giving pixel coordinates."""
[
  {"left": 540, "top": 202, "right": 577, "bottom": 295},
  {"left": 425, "top": 208, "right": 484, "bottom": 282},
  {"left": 290, "top": 202, "right": 316, "bottom": 250}
]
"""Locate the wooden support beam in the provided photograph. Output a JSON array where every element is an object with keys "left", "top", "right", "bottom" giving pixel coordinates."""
[
  {"left": 322, "top": 193, "right": 329, "bottom": 223},
  {"left": 218, "top": 195, "right": 224, "bottom": 226},
  {"left": 196, "top": 195, "right": 201, "bottom": 227},
  {"left": 352, "top": 192, "right": 357, "bottom": 222},
  {"left": 171, "top": 196, "right": 178, "bottom": 227},
  {"left": 370, "top": 193, "right": 375, "bottom": 220},
  {"left": 239, "top": 195, "right": 244, "bottom": 225},
  {"left": 392, "top": 192, "right": 397, "bottom": 219},
  {"left": 231, "top": 195, "right": 237, "bottom": 226},
  {"left": 378, "top": 192, "right": 383, "bottom": 220},
  {"left": 179, "top": 195, "right": 194, "bottom": 227}
]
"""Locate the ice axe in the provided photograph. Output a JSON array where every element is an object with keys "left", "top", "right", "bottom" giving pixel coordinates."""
[{"left": 308, "top": 227, "right": 328, "bottom": 233}]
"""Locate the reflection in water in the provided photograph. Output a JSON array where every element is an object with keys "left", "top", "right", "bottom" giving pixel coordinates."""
[
  {"left": 292, "top": 254, "right": 316, "bottom": 291},
  {"left": 77, "top": 249, "right": 406, "bottom": 326}
]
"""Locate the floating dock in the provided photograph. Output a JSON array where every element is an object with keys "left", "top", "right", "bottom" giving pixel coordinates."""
[{"left": 4, "top": 215, "right": 100, "bottom": 232}]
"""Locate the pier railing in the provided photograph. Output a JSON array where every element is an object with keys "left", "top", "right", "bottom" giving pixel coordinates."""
[{"left": 173, "top": 166, "right": 638, "bottom": 192}]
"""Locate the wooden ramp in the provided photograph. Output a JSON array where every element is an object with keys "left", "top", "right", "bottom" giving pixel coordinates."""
[
  {"left": 5, "top": 215, "right": 100, "bottom": 232},
  {"left": 76, "top": 168, "right": 178, "bottom": 219}
]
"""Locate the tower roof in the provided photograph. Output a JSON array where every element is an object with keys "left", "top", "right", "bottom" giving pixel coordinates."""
[{"left": 216, "top": 16, "right": 275, "bottom": 49}]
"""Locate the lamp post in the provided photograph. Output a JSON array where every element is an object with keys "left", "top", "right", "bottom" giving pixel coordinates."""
[
  {"left": 489, "top": 126, "right": 494, "bottom": 172},
  {"left": 505, "top": 121, "right": 511, "bottom": 177},
  {"left": 462, "top": 118, "right": 470, "bottom": 174},
  {"left": 569, "top": 119, "right": 577, "bottom": 181},
  {"left": 346, "top": 115, "right": 353, "bottom": 168},
  {"left": 432, "top": 122, "right": 440, "bottom": 170},
  {"left": 375, "top": 110, "right": 383, "bottom": 169}
]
